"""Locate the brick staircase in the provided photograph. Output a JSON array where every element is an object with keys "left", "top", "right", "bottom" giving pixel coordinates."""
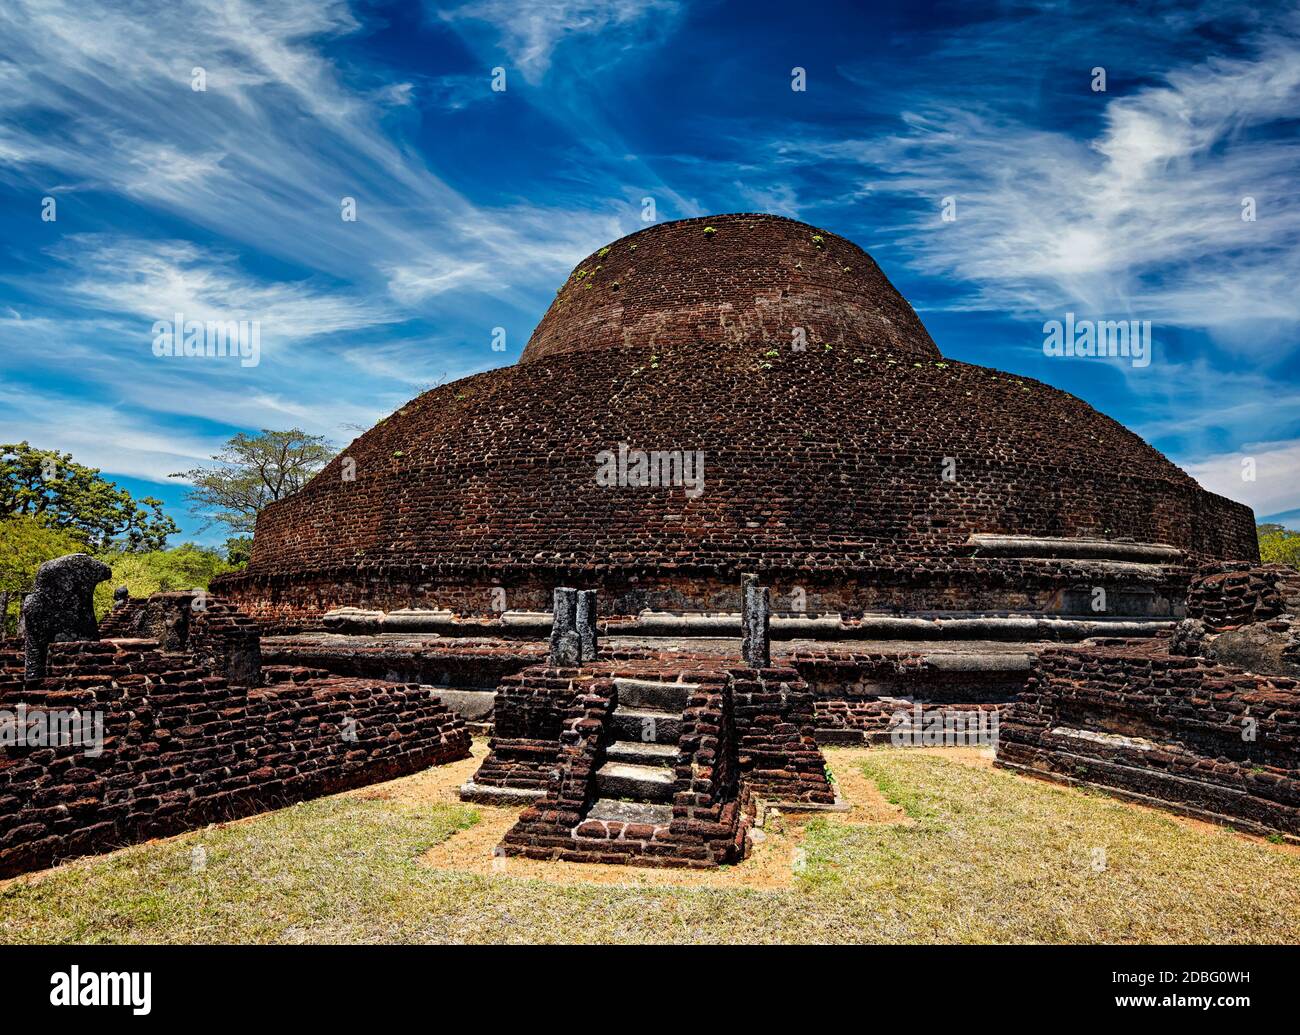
[
  {"left": 588, "top": 678, "right": 694, "bottom": 825},
  {"left": 481, "top": 658, "right": 837, "bottom": 867}
]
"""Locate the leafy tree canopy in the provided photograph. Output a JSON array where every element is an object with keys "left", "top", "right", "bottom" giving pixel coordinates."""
[
  {"left": 224, "top": 535, "right": 253, "bottom": 567},
  {"left": 1258, "top": 523, "right": 1300, "bottom": 570},
  {"left": 171, "top": 429, "right": 336, "bottom": 535},
  {"left": 0, "top": 514, "right": 87, "bottom": 634},
  {"left": 92, "top": 544, "right": 237, "bottom": 618},
  {"left": 1, "top": 441, "right": 178, "bottom": 552}
]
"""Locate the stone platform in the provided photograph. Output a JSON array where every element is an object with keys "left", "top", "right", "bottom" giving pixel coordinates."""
[{"left": 255, "top": 629, "right": 1077, "bottom": 745}]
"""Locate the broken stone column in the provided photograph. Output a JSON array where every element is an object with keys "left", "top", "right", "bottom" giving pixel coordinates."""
[
  {"left": 549, "top": 587, "right": 581, "bottom": 666},
  {"left": 576, "top": 589, "right": 598, "bottom": 663},
  {"left": 20, "top": 553, "right": 113, "bottom": 681},
  {"left": 144, "top": 591, "right": 262, "bottom": 686},
  {"left": 145, "top": 593, "right": 193, "bottom": 651},
  {"left": 741, "top": 572, "right": 770, "bottom": 669}
]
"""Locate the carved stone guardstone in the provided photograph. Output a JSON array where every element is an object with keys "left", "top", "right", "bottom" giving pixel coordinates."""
[
  {"left": 549, "top": 587, "right": 599, "bottom": 665},
  {"left": 576, "top": 589, "right": 598, "bottom": 662},
  {"left": 549, "top": 587, "right": 581, "bottom": 666},
  {"left": 20, "top": 553, "right": 113, "bottom": 681},
  {"left": 741, "top": 572, "right": 770, "bottom": 669}
]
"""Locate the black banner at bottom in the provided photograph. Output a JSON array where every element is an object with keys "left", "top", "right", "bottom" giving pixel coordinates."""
[{"left": 0, "top": 943, "right": 1292, "bottom": 1021}]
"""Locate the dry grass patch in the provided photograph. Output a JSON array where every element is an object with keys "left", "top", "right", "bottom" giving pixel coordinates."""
[{"left": 1, "top": 742, "right": 1297, "bottom": 944}]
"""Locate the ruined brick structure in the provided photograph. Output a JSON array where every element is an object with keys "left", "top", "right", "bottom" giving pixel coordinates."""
[
  {"left": 102, "top": 591, "right": 263, "bottom": 686},
  {"left": 794, "top": 647, "right": 1025, "bottom": 744},
  {"left": 213, "top": 214, "right": 1256, "bottom": 627},
  {"left": 0, "top": 591, "right": 471, "bottom": 879},
  {"left": 13, "top": 215, "right": 1288, "bottom": 875},
  {"left": 997, "top": 563, "right": 1300, "bottom": 840},
  {"left": 473, "top": 656, "right": 836, "bottom": 868},
  {"left": 997, "top": 638, "right": 1300, "bottom": 839}
]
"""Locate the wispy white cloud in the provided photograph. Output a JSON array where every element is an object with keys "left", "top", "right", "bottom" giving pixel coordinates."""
[
  {"left": 774, "top": 9, "right": 1300, "bottom": 350},
  {"left": 0, "top": 235, "right": 407, "bottom": 453},
  {"left": 339, "top": 338, "right": 496, "bottom": 388},
  {"left": 0, "top": 0, "right": 626, "bottom": 309},
  {"left": 1099, "top": 353, "right": 1300, "bottom": 437},
  {"left": 436, "top": 0, "right": 680, "bottom": 82},
  {"left": 49, "top": 236, "right": 391, "bottom": 348},
  {"left": 0, "top": 384, "right": 224, "bottom": 483},
  {"left": 382, "top": 257, "right": 495, "bottom": 304},
  {"left": 1182, "top": 438, "right": 1300, "bottom": 517}
]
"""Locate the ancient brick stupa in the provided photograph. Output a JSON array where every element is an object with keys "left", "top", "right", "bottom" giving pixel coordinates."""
[
  {"left": 214, "top": 213, "right": 1257, "bottom": 625},
  {"left": 11, "top": 216, "right": 1293, "bottom": 879}
]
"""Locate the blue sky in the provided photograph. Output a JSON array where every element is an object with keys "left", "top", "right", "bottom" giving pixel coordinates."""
[{"left": 1, "top": 0, "right": 1298, "bottom": 548}]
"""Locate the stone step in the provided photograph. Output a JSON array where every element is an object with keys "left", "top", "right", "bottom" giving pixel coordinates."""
[
  {"left": 596, "top": 761, "right": 676, "bottom": 803},
  {"left": 607, "top": 611, "right": 1175, "bottom": 640},
  {"left": 610, "top": 706, "right": 681, "bottom": 745},
  {"left": 849, "top": 615, "right": 1176, "bottom": 640},
  {"left": 613, "top": 677, "right": 696, "bottom": 712},
  {"left": 966, "top": 533, "right": 1183, "bottom": 563},
  {"left": 585, "top": 798, "right": 674, "bottom": 826},
  {"left": 605, "top": 739, "right": 679, "bottom": 768}
]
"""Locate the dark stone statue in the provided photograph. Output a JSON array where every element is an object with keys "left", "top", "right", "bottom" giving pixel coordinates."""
[{"left": 20, "top": 553, "right": 113, "bottom": 680}]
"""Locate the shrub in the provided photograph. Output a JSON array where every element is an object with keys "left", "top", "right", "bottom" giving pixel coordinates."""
[
  {"left": 1258, "top": 523, "right": 1300, "bottom": 570},
  {"left": 92, "top": 544, "right": 237, "bottom": 617}
]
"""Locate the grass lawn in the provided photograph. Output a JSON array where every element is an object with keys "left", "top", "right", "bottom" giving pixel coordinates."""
[{"left": 2, "top": 742, "right": 1297, "bottom": 944}]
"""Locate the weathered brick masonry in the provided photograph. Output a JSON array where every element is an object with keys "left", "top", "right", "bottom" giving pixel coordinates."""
[
  {"left": 1186, "top": 562, "right": 1300, "bottom": 631},
  {"left": 792, "top": 648, "right": 1023, "bottom": 743},
  {"left": 101, "top": 592, "right": 263, "bottom": 685},
  {"left": 996, "top": 639, "right": 1300, "bottom": 838},
  {"left": 259, "top": 636, "right": 547, "bottom": 691},
  {"left": 0, "top": 617, "right": 470, "bottom": 878},
  {"left": 476, "top": 655, "right": 835, "bottom": 867},
  {"left": 213, "top": 214, "right": 1255, "bottom": 625},
  {"left": 996, "top": 567, "right": 1300, "bottom": 842},
  {"left": 498, "top": 667, "right": 752, "bottom": 868}
]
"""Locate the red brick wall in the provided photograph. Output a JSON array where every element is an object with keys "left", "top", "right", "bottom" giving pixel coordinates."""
[
  {"left": 792, "top": 649, "right": 1025, "bottom": 741},
  {"left": 730, "top": 665, "right": 836, "bottom": 804},
  {"left": 1187, "top": 563, "right": 1300, "bottom": 630},
  {"left": 217, "top": 554, "right": 1207, "bottom": 627},
  {"left": 997, "top": 641, "right": 1300, "bottom": 837},
  {"left": 216, "top": 214, "right": 1256, "bottom": 622},
  {"left": 0, "top": 639, "right": 470, "bottom": 878},
  {"left": 522, "top": 213, "right": 941, "bottom": 364}
]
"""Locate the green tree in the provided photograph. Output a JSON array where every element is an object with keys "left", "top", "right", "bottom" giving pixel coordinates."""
[
  {"left": 224, "top": 535, "right": 254, "bottom": 566},
  {"left": 1258, "top": 523, "right": 1300, "bottom": 570},
  {"left": 171, "top": 429, "right": 336, "bottom": 534},
  {"left": 0, "top": 515, "right": 87, "bottom": 635},
  {"left": 1, "top": 441, "right": 178, "bottom": 551},
  {"left": 92, "top": 544, "right": 237, "bottom": 618}
]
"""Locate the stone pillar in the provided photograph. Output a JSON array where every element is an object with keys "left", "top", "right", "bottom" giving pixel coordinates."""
[
  {"left": 549, "top": 587, "right": 581, "bottom": 666},
  {"left": 20, "top": 553, "right": 113, "bottom": 681},
  {"left": 145, "top": 593, "right": 192, "bottom": 652},
  {"left": 576, "top": 589, "right": 598, "bottom": 663},
  {"left": 741, "top": 572, "right": 770, "bottom": 669}
]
